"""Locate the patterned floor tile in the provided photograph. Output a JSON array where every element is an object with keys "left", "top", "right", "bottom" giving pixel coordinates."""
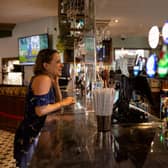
[{"left": 0, "top": 129, "right": 16, "bottom": 167}]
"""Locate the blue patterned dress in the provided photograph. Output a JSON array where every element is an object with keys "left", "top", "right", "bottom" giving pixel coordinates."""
[{"left": 14, "top": 76, "right": 57, "bottom": 165}]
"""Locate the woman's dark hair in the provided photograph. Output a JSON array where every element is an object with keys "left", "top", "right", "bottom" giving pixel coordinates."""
[{"left": 34, "top": 48, "right": 58, "bottom": 75}]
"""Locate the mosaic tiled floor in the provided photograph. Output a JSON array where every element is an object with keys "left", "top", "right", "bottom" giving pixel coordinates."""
[{"left": 0, "top": 129, "right": 17, "bottom": 168}]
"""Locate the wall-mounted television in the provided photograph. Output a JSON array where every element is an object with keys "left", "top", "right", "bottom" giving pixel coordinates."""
[{"left": 18, "top": 33, "right": 49, "bottom": 65}]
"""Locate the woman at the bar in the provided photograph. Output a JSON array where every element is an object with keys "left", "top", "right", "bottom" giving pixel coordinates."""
[{"left": 14, "top": 49, "right": 75, "bottom": 167}]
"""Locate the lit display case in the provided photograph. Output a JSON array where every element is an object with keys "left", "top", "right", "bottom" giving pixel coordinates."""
[{"left": 2, "top": 57, "right": 23, "bottom": 85}]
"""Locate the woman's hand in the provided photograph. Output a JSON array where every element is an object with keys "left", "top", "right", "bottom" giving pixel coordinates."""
[{"left": 60, "top": 97, "right": 75, "bottom": 107}]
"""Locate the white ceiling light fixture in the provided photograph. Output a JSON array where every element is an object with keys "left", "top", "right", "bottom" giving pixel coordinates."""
[
  {"left": 108, "top": 19, "right": 119, "bottom": 27},
  {"left": 148, "top": 25, "right": 160, "bottom": 49},
  {"left": 114, "top": 19, "right": 119, "bottom": 23}
]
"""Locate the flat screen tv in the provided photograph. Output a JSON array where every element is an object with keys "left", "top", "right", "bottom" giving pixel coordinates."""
[{"left": 18, "top": 33, "right": 49, "bottom": 65}]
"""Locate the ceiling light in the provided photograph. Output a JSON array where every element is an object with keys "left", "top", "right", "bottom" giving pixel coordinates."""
[{"left": 114, "top": 19, "right": 119, "bottom": 23}]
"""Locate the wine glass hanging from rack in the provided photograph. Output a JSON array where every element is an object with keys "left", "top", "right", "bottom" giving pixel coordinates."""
[{"left": 61, "top": 0, "right": 85, "bottom": 19}]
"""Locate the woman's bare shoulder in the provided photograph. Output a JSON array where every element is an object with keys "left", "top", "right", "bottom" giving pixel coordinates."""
[
  {"left": 33, "top": 74, "right": 51, "bottom": 81},
  {"left": 32, "top": 75, "right": 52, "bottom": 95}
]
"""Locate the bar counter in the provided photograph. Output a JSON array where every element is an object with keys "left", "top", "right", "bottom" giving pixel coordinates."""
[{"left": 22, "top": 104, "right": 168, "bottom": 168}]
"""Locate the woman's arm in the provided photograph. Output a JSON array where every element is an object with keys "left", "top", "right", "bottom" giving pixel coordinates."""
[
  {"left": 35, "top": 97, "right": 75, "bottom": 117},
  {"left": 32, "top": 75, "right": 75, "bottom": 117}
]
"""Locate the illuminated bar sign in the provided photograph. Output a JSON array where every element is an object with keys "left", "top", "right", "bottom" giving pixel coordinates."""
[
  {"left": 162, "top": 21, "right": 168, "bottom": 44},
  {"left": 148, "top": 25, "right": 160, "bottom": 49},
  {"left": 146, "top": 53, "right": 157, "bottom": 78}
]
